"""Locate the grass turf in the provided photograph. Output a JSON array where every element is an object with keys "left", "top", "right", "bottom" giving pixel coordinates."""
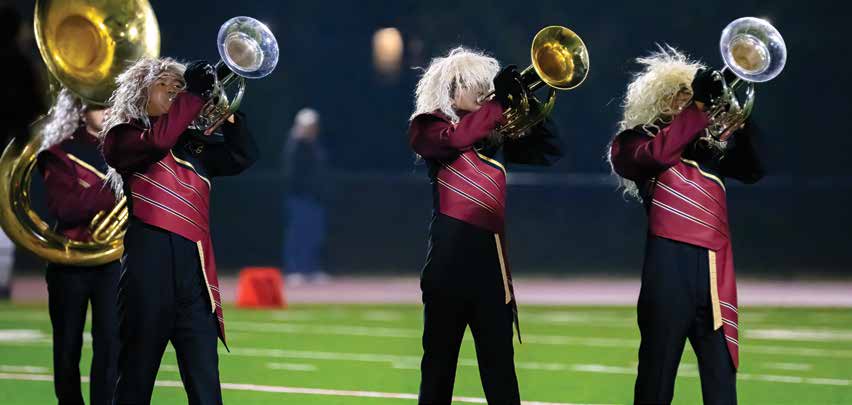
[{"left": 0, "top": 303, "right": 850, "bottom": 404}]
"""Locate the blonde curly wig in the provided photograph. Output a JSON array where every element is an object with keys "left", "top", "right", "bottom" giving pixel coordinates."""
[
  {"left": 410, "top": 46, "right": 500, "bottom": 124},
  {"left": 609, "top": 45, "right": 706, "bottom": 201}
]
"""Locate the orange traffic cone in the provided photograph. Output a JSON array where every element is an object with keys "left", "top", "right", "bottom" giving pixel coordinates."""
[{"left": 235, "top": 267, "right": 287, "bottom": 309}]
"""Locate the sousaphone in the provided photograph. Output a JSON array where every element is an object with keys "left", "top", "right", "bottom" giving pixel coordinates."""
[{"left": 0, "top": 0, "right": 160, "bottom": 265}]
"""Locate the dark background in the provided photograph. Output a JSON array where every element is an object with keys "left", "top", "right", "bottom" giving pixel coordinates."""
[{"left": 9, "top": 0, "right": 851, "bottom": 276}]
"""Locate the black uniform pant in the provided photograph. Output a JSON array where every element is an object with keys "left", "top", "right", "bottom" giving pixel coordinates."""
[
  {"left": 634, "top": 236, "right": 736, "bottom": 405},
  {"left": 114, "top": 219, "right": 221, "bottom": 405},
  {"left": 418, "top": 214, "right": 519, "bottom": 405},
  {"left": 46, "top": 261, "right": 120, "bottom": 405}
]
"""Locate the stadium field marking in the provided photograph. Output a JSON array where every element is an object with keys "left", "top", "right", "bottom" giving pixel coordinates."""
[
  {"left": 184, "top": 380, "right": 614, "bottom": 404},
  {"left": 520, "top": 311, "right": 634, "bottom": 327},
  {"left": 567, "top": 364, "right": 851, "bottom": 387},
  {"left": 761, "top": 362, "right": 813, "bottom": 371},
  {"left": 3, "top": 331, "right": 852, "bottom": 364},
  {"left": 8, "top": 328, "right": 850, "bottom": 363},
  {"left": 748, "top": 345, "right": 852, "bottom": 358},
  {"left": 3, "top": 307, "right": 849, "bottom": 329},
  {"left": 229, "top": 321, "right": 852, "bottom": 349},
  {"left": 266, "top": 362, "right": 319, "bottom": 371},
  {"left": 522, "top": 334, "right": 635, "bottom": 347},
  {"left": 738, "top": 374, "right": 851, "bottom": 386},
  {"left": 0, "top": 372, "right": 612, "bottom": 405},
  {"left": 227, "top": 321, "right": 421, "bottom": 338},
  {"left": 0, "top": 365, "right": 49, "bottom": 373},
  {"left": 3, "top": 327, "right": 852, "bottom": 362},
  {"left": 0, "top": 372, "right": 53, "bottom": 382},
  {"left": 747, "top": 328, "right": 852, "bottom": 342},
  {"left": 232, "top": 347, "right": 596, "bottom": 372},
  {"left": 226, "top": 321, "right": 638, "bottom": 347},
  {"left": 0, "top": 329, "right": 46, "bottom": 342},
  {"left": 225, "top": 348, "right": 852, "bottom": 387}
]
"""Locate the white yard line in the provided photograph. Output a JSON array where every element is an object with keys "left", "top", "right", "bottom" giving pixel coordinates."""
[
  {"left": 0, "top": 372, "right": 54, "bottom": 382},
  {"left": 0, "top": 329, "right": 46, "bottom": 342},
  {"left": 230, "top": 320, "right": 852, "bottom": 346},
  {"left": 266, "top": 362, "right": 319, "bottom": 372},
  {"left": 227, "top": 321, "right": 638, "bottom": 347},
  {"left": 747, "top": 328, "right": 852, "bottom": 342},
  {"left": 748, "top": 345, "right": 852, "bottom": 359},
  {"left": 738, "top": 374, "right": 851, "bottom": 386},
  {"left": 522, "top": 335, "right": 636, "bottom": 347},
  {"left": 762, "top": 362, "right": 813, "bottom": 372},
  {"left": 233, "top": 347, "right": 579, "bottom": 372},
  {"left": 520, "top": 312, "right": 634, "bottom": 328},
  {"left": 561, "top": 365, "right": 852, "bottom": 387},
  {"left": 0, "top": 372, "right": 611, "bottom": 405},
  {"left": 3, "top": 326, "right": 852, "bottom": 363},
  {"left": 227, "top": 321, "right": 421, "bottom": 338},
  {"left": 0, "top": 365, "right": 49, "bottom": 373},
  {"left": 227, "top": 347, "right": 852, "bottom": 387}
]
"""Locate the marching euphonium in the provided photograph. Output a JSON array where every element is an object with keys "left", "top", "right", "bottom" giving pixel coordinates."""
[
  {"left": 480, "top": 26, "right": 590, "bottom": 138},
  {"left": 0, "top": 0, "right": 159, "bottom": 265},
  {"left": 191, "top": 16, "right": 279, "bottom": 131},
  {"left": 706, "top": 17, "right": 786, "bottom": 139}
]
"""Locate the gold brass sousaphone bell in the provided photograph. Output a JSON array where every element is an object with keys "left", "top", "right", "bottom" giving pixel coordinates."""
[
  {"left": 0, "top": 0, "right": 160, "bottom": 265},
  {"left": 706, "top": 17, "right": 786, "bottom": 139},
  {"left": 480, "top": 25, "right": 590, "bottom": 138}
]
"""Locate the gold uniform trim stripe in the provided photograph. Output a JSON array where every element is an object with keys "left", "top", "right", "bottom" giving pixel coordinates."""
[
  {"left": 494, "top": 234, "right": 511, "bottom": 304},
  {"left": 170, "top": 151, "right": 212, "bottom": 188},
  {"left": 66, "top": 153, "right": 107, "bottom": 179},
  {"left": 476, "top": 152, "right": 507, "bottom": 175},
  {"left": 196, "top": 241, "right": 217, "bottom": 313},
  {"left": 680, "top": 158, "right": 726, "bottom": 191},
  {"left": 709, "top": 250, "right": 723, "bottom": 330}
]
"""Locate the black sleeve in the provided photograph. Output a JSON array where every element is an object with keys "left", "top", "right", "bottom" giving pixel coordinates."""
[
  {"left": 719, "top": 120, "right": 764, "bottom": 184},
  {"left": 201, "top": 112, "right": 260, "bottom": 177},
  {"left": 503, "top": 117, "right": 564, "bottom": 166}
]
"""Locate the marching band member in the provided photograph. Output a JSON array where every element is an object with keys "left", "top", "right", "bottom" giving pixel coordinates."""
[
  {"left": 37, "top": 88, "right": 119, "bottom": 405},
  {"left": 607, "top": 46, "right": 763, "bottom": 405},
  {"left": 408, "top": 46, "right": 562, "bottom": 405},
  {"left": 101, "top": 58, "right": 258, "bottom": 404}
]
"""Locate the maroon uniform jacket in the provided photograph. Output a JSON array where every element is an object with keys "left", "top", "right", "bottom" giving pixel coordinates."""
[
  {"left": 37, "top": 128, "right": 116, "bottom": 242},
  {"left": 410, "top": 102, "right": 514, "bottom": 302},
  {"left": 409, "top": 101, "right": 562, "bottom": 335},
  {"left": 102, "top": 92, "right": 257, "bottom": 343},
  {"left": 610, "top": 105, "right": 763, "bottom": 368}
]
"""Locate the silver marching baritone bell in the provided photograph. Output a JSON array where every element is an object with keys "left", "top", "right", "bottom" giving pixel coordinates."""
[
  {"left": 706, "top": 17, "right": 786, "bottom": 139},
  {"left": 191, "top": 16, "right": 280, "bottom": 131}
]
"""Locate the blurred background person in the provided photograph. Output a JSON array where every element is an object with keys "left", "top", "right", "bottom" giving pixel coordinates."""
[
  {"left": 0, "top": 2, "right": 45, "bottom": 300},
  {"left": 281, "top": 107, "right": 329, "bottom": 285}
]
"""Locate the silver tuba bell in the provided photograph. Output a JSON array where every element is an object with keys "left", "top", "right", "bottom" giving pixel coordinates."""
[
  {"left": 192, "top": 16, "right": 279, "bottom": 130},
  {"left": 706, "top": 17, "right": 786, "bottom": 139}
]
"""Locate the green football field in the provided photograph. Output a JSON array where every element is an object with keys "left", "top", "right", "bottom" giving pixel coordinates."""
[{"left": 0, "top": 303, "right": 850, "bottom": 404}]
